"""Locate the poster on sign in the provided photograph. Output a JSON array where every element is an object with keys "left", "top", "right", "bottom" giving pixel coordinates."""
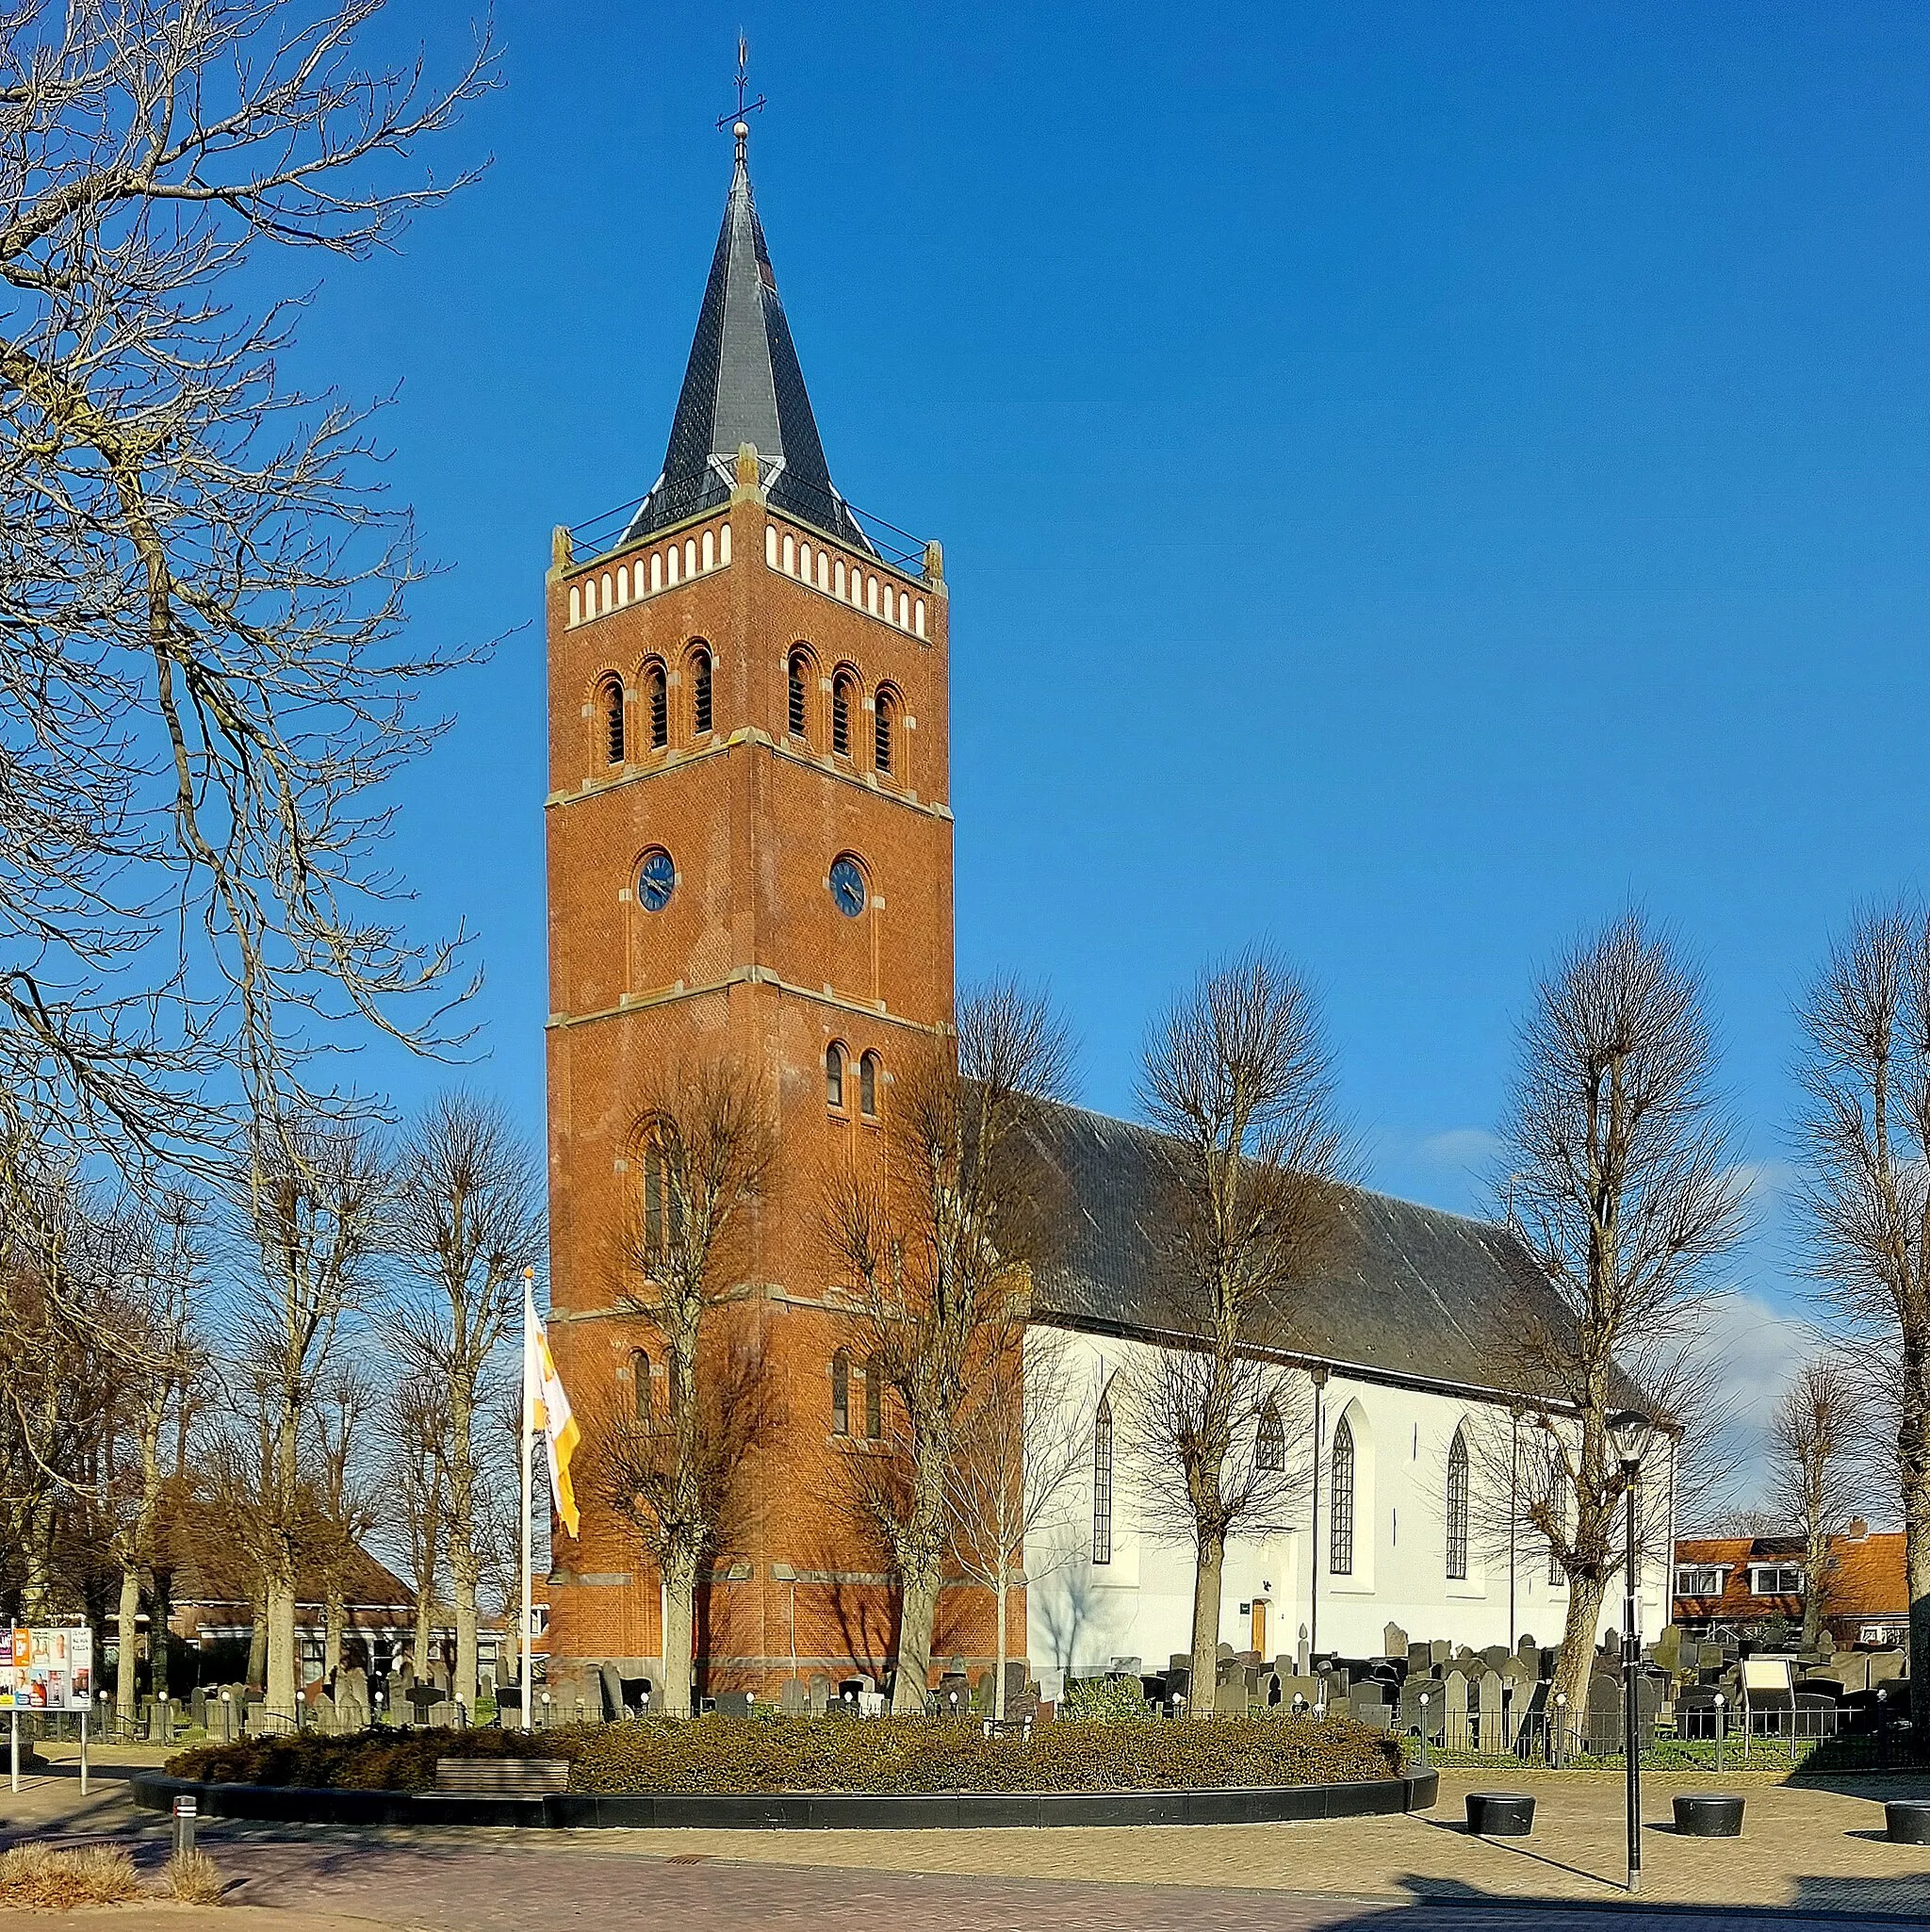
[{"left": 0, "top": 1629, "right": 90, "bottom": 1711}]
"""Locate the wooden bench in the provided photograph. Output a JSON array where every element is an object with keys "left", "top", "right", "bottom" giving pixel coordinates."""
[{"left": 433, "top": 1758, "right": 570, "bottom": 1797}]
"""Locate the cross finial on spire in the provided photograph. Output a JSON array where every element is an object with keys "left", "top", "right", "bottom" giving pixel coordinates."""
[{"left": 716, "top": 33, "right": 766, "bottom": 156}]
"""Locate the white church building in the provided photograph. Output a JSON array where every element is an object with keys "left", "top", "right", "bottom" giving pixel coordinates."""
[{"left": 1020, "top": 1104, "right": 1671, "bottom": 1678}]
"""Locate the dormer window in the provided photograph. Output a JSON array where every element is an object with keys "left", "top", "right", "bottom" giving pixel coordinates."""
[
  {"left": 1675, "top": 1565, "right": 1727, "bottom": 1596},
  {"left": 1750, "top": 1564, "right": 1803, "bottom": 1596}
]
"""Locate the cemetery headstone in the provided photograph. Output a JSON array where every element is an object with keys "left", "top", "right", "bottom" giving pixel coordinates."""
[
  {"left": 1478, "top": 1670, "right": 1505, "bottom": 1752},
  {"left": 1586, "top": 1673, "right": 1623, "bottom": 1756},
  {"left": 1382, "top": 1623, "right": 1407, "bottom": 1662},
  {"left": 1442, "top": 1670, "right": 1469, "bottom": 1749},
  {"left": 1430, "top": 1639, "right": 1451, "bottom": 1666}
]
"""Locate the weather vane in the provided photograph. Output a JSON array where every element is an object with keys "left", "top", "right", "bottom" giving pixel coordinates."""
[{"left": 716, "top": 34, "right": 767, "bottom": 136}]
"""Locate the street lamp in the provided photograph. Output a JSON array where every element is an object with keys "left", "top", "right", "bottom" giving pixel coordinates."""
[{"left": 1609, "top": 1407, "right": 1654, "bottom": 1893}]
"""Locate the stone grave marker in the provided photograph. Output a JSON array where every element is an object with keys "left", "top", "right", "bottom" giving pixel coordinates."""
[
  {"left": 1429, "top": 1639, "right": 1451, "bottom": 1666},
  {"left": 1382, "top": 1623, "right": 1407, "bottom": 1661},
  {"left": 1442, "top": 1670, "right": 1469, "bottom": 1749},
  {"left": 807, "top": 1673, "right": 831, "bottom": 1714},
  {"left": 1586, "top": 1673, "right": 1623, "bottom": 1755},
  {"left": 1478, "top": 1670, "right": 1505, "bottom": 1751},
  {"left": 1870, "top": 1650, "right": 1906, "bottom": 1685}
]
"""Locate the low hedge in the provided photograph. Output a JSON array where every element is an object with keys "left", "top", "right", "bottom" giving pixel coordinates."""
[{"left": 167, "top": 1711, "right": 1406, "bottom": 1796}]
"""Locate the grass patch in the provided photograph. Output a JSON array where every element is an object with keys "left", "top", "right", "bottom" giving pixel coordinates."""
[
  {"left": 168, "top": 1711, "right": 1407, "bottom": 1796},
  {"left": 0, "top": 1842, "right": 142, "bottom": 1909},
  {"left": 165, "top": 1846, "right": 226, "bottom": 1904}
]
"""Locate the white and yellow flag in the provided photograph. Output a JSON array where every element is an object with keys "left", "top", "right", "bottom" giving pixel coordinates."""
[{"left": 524, "top": 1273, "right": 581, "bottom": 1539}]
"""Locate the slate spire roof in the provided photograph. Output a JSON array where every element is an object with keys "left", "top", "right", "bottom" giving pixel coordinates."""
[{"left": 626, "top": 125, "right": 870, "bottom": 552}]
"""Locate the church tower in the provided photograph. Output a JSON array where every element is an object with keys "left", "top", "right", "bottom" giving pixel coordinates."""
[{"left": 541, "top": 121, "right": 957, "bottom": 1699}]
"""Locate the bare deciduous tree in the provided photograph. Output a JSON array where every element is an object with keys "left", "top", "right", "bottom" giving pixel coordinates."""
[
  {"left": 391, "top": 1093, "right": 542, "bottom": 1712},
  {"left": 1768, "top": 1354, "right": 1868, "bottom": 1653},
  {"left": 0, "top": 1, "right": 495, "bottom": 1171},
  {"left": 376, "top": 1370, "right": 447, "bottom": 1678},
  {"left": 1792, "top": 902, "right": 1930, "bottom": 1712},
  {"left": 1497, "top": 911, "right": 1748, "bottom": 1724},
  {"left": 588, "top": 1058, "right": 776, "bottom": 1719},
  {"left": 1126, "top": 951, "right": 1349, "bottom": 1719},
  {"left": 233, "top": 1113, "right": 388, "bottom": 1718},
  {"left": 941, "top": 1324, "right": 1090, "bottom": 1720},
  {"left": 825, "top": 981, "right": 1073, "bottom": 1715}
]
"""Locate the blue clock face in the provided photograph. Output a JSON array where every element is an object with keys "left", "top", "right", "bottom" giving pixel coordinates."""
[
  {"left": 829, "top": 856, "right": 867, "bottom": 919},
  {"left": 638, "top": 848, "right": 676, "bottom": 912}
]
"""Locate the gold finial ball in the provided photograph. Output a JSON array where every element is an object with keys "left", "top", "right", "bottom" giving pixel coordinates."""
[{"left": 734, "top": 121, "right": 749, "bottom": 139}]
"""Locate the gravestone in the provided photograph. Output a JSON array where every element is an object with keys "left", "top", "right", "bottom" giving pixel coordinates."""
[
  {"left": 807, "top": 1673, "right": 832, "bottom": 1714},
  {"left": 715, "top": 1690, "right": 753, "bottom": 1717},
  {"left": 1442, "top": 1670, "right": 1469, "bottom": 1749},
  {"left": 779, "top": 1677, "right": 808, "bottom": 1714},
  {"left": 1429, "top": 1639, "right": 1451, "bottom": 1667},
  {"left": 309, "top": 1692, "right": 338, "bottom": 1734},
  {"left": 1698, "top": 1643, "right": 1726, "bottom": 1671},
  {"left": 1215, "top": 1677, "right": 1249, "bottom": 1716},
  {"left": 1586, "top": 1673, "right": 1623, "bottom": 1755},
  {"left": 1408, "top": 1642, "right": 1433, "bottom": 1672},
  {"left": 597, "top": 1662, "right": 627, "bottom": 1722},
  {"left": 1350, "top": 1680, "right": 1390, "bottom": 1727},
  {"left": 1652, "top": 1625, "right": 1683, "bottom": 1674},
  {"left": 1478, "top": 1670, "right": 1505, "bottom": 1752},
  {"left": 1382, "top": 1623, "right": 1407, "bottom": 1662},
  {"left": 188, "top": 1689, "right": 207, "bottom": 1732},
  {"left": 1870, "top": 1650, "right": 1906, "bottom": 1686}
]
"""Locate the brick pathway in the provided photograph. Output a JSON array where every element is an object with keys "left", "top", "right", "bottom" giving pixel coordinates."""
[{"left": 3, "top": 1747, "right": 1929, "bottom": 1929}]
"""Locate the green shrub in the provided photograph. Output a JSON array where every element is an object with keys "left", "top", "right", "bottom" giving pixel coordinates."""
[
  {"left": 1062, "top": 1675, "right": 1154, "bottom": 1723},
  {"left": 167, "top": 1711, "right": 1405, "bottom": 1795}
]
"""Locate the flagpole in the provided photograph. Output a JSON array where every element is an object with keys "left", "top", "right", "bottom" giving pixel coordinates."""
[{"left": 520, "top": 1268, "right": 535, "bottom": 1735}]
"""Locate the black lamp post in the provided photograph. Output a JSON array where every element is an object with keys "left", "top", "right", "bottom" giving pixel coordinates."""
[{"left": 1609, "top": 1407, "right": 1655, "bottom": 1893}]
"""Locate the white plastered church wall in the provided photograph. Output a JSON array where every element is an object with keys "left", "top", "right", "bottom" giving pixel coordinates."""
[{"left": 1024, "top": 1326, "right": 1665, "bottom": 1678}]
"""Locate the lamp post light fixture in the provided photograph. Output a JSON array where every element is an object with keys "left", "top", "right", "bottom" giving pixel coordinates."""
[{"left": 1609, "top": 1407, "right": 1655, "bottom": 1893}]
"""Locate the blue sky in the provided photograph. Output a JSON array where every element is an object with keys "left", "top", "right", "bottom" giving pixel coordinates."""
[{"left": 305, "top": 1, "right": 1930, "bottom": 1455}]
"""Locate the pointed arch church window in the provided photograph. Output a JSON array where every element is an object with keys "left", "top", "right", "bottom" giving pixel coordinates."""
[
  {"left": 1256, "top": 1399, "right": 1285, "bottom": 1473},
  {"left": 1330, "top": 1416, "right": 1355, "bottom": 1576},
  {"left": 1092, "top": 1394, "right": 1114, "bottom": 1564},
  {"left": 788, "top": 651, "right": 810, "bottom": 739},
  {"left": 1446, "top": 1426, "right": 1470, "bottom": 1580},
  {"left": 826, "top": 1042, "right": 845, "bottom": 1111},
  {"left": 831, "top": 672, "right": 855, "bottom": 758},
  {"left": 874, "top": 692, "right": 894, "bottom": 774}
]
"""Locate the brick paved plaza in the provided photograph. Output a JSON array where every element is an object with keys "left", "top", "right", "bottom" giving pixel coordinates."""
[{"left": 4, "top": 1745, "right": 1930, "bottom": 1929}]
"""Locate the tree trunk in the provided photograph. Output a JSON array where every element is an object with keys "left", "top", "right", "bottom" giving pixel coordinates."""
[
  {"left": 246, "top": 1596, "right": 267, "bottom": 1691},
  {"left": 324, "top": 1590, "right": 344, "bottom": 1680},
  {"left": 413, "top": 1577, "right": 434, "bottom": 1682},
  {"left": 1551, "top": 1568, "right": 1606, "bottom": 1750},
  {"left": 1188, "top": 1530, "right": 1225, "bottom": 1720},
  {"left": 993, "top": 1567, "right": 1008, "bottom": 1722},
  {"left": 150, "top": 1569, "right": 172, "bottom": 1701},
  {"left": 892, "top": 1561, "right": 941, "bottom": 1715},
  {"left": 452, "top": 1569, "right": 478, "bottom": 1716},
  {"left": 266, "top": 1575, "right": 299, "bottom": 1724},
  {"left": 662, "top": 1559, "right": 697, "bottom": 1719},
  {"left": 1801, "top": 1523, "right": 1828, "bottom": 1655},
  {"left": 114, "top": 1565, "right": 141, "bottom": 1737},
  {"left": 19, "top": 1499, "right": 54, "bottom": 1623},
  {"left": 1904, "top": 1391, "right": 1930, "bottom": 1727}
]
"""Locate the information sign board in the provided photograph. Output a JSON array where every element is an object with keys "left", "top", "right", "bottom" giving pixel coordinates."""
[{"left": 0, "top": 1627, "right": 91, "bottom": 1711}]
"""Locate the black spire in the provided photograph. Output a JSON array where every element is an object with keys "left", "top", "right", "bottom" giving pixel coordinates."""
[{"left": 626, "top": 124, "right": 870, "bottom": 552}]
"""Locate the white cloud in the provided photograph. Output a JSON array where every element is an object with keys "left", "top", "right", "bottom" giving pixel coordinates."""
[
  {"left": 1418, "top": 1126, "right": 1502, "bottom": 1171},
  {"left": 1725, "top": 1160, "right": 1796, "bottom": 1205}
]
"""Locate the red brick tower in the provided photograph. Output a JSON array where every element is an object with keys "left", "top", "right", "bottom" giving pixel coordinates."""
[{"left": 542, "top": 122, "right": 957, "bottom": 1702}]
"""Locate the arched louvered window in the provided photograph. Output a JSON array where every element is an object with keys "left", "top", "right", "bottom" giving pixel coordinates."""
[
  {"left": 788, "top": 650, "right": 810, "bottom": 739},
  {"left": 859, "top": 1051, "right": 879, "bottom": 1119},
  {"left": 630, "top": 1349, "right": 652, "bottom": 1426},
  {"left": 1446, "top": 1426, "right": 1470, "bottom": 1580},
  {"left": 826, "top": 1042, "right": 845, "bottom": 1110},
  {"left": 640, "top": 1130, "right": 681, "bottom": 1266},
  {"left": 1256, "top": 1399, "right": 1285, "bottom": 1473},
  {"left": 692, "top": 647, "right": 713, "bottom": 736},
  {"left": 598, "top": 677, "right": 626, "bottom": 765},
  {"left": 1092, "top": 1393, "right": 1114, "bottom": 1564},
  {"left": 831, "top": 1349, "right": 851, "bottom": 1436},
  {"left": 1330, "top": 1416, "right": 1356, "bottom": 1576},
  {"left": 865, "top": 1354, "right": 883, "bottom": 1440},
  {"left": 831, "top": 671, "right": 856, "bottom": 758},
  {"left": 646, "top": 663, "right": 667, "bottom": 749},
  {"left": 874, "top": 690, "right": 895, "bottom": 774}
]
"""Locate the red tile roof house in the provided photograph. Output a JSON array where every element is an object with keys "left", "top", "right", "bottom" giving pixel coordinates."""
[{"left": 1673, "top": 1521, "right": 1907, "bottom": 1648}]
